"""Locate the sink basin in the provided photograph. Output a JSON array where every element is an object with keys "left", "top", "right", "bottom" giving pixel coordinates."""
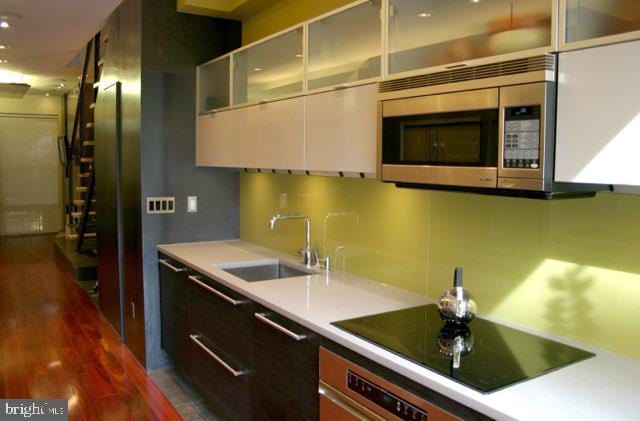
[{"left": 220, "top": 260, "right": 315, "bottom": 282}]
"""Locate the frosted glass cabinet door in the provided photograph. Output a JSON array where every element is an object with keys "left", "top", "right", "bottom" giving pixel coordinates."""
[
  {"left": 564, "top": 0, "right": 640, "bottom": 44},
  {"left": 198, "top": 56, "right": 230, "bottom": 114},
  {"left": 387, "top": 0, "right": 553, "bottom": 75},
  {"left": 555, "top": 40, "right": 640, "bottom": 186},
  {"left": 306, "top": 84, "right": 378, "bottom": 174},
  {"left": 307, "top": 0, "right": 382, "bottom": 91},
  {"left": 196, "top": 111, "right": 231, "bottom": 167},
  {"left": 233, "top": 28, "right": 304, "bottom": 105}
]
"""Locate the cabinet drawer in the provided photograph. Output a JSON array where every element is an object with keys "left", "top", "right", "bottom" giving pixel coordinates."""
[
  {"left": 252, "top": 307, "right": 319, "bottom": 420},
  {"left": 159, "top": 256, "right": 190, "bottom": 369},
  {"left": 188, "top": 273, "right": 253, "bottom": 366},
  {"left": 190, "top": 333, "right": 252, "bottom": 421}
]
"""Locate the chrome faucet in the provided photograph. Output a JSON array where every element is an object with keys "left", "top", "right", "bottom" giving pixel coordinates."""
[{"left": 268, "top": 214, "right": 329, "bottom": 270}]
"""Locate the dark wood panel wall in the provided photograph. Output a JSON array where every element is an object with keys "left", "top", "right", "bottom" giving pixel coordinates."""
[{"left": 95, "top": 0, "right": 241, "bottom": 368}]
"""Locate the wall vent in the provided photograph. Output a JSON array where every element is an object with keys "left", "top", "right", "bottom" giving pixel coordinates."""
[{"left": 379, "top": 55, "right": 555, "bottom": 93}]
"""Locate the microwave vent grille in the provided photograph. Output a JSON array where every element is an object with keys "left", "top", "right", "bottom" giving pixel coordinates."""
[{"left": 379, "top": 55, "right": 555, "bottom": 93}]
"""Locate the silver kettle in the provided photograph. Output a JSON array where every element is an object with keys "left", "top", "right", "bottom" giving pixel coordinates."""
[{"left": 437, "top": 267, "right": 477, "bottom": 324}]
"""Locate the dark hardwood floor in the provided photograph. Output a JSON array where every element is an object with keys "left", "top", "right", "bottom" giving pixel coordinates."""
[{"left": 0, "top": 234, "right": 182, "bottom": 420}]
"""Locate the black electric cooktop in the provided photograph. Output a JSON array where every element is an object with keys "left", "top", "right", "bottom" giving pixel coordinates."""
[{"left": 332, "top": 304, "right": 594, "bottom": 393}]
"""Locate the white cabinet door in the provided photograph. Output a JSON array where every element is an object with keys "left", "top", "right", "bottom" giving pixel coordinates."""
[
  {"left": 229, "top": 106, "right": 260, "bottom": 168},
  {"left": 229, "top": 97, "right": 305, "bottom": 170},
  {"left": 195, "top": 111, "right": 231, "bottom": 167},
  {"left": 555, "top": 40, "right": 640, "bottom": 186},
  {"left": 306, "top": 83, "right": 378, "bottom": 174}
]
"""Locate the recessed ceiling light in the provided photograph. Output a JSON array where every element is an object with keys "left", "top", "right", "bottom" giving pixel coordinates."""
[
  {"left": 0, "top": 45, "right": 8, "bottom": 50},
  {"left": 469, "top": 0, "right": 481, "bottom": 3},
  {"left": 417, "top": 12, "right": 431, "bottom": 18},
  {"left": 295, "top": 54, "right": 303, "bottom": 58},
  {"left": 0, "top": 21, "right": 9, "bottom": 29},
  {"left": 45, "top": 93, "right": 50, "bottom": 96},
  {"left": 0, "top": 59, "right": 6, "bottom": 63},
  {"left": 253, "top": 67, "right": 263, "bottom": 72}
]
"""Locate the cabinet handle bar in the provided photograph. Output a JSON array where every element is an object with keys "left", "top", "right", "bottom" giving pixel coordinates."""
[
  {"left": 255, "top": 312, "right": 307, "bottom": 341},
  {"left": 188, "top": 275, "right": 245, "bottom": 306},
  {"left": 159, "top": 259, "right": 187, "bottom": 272},
  {"left": 190, "top": 334, "right": 247, "bottom": 377}
]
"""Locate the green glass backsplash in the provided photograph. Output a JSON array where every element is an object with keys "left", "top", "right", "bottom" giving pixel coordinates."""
[{"left": 240, "top": 173, "right": 640, "bottom": 359}]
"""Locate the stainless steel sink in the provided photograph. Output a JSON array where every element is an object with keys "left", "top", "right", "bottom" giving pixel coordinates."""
[{"left": 220, "top": 260, "right": 315, "bottom": 282}]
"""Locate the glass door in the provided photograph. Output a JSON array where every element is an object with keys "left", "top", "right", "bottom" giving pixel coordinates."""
[
  {"left": 198, "top": 55, "right": 231, "bottom": 114},
  {"left": 233, "top": 27, "right": 304, "bottom": 105},
  {"left": 0, "top": 115, "right": 61, "bottom": 235},
  {"left": 307, "top": 0, "right": 382, "bottom": 91},
  {"left": 387, "top": 0, "right": 554, "bottom": 76},
  {"left": 562, "top": 0, "right": 640, "bottom": 49},
  {"left": 383, "top": 110, "right": 499, "bottom": 167}
]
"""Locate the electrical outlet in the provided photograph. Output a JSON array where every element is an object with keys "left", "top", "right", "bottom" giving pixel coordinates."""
[
  {"left": 147, "top": 197, "right": 175, "bottom": 214},
  {"left": 187, "top": 196, "right": 198, "bottom": 213},
  {"left": 279, "top": 193, "right": 288, "bottom": 208}
]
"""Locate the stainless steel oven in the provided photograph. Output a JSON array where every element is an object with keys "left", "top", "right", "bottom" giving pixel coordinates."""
[{"left": 380, "top": 82, "right": 555, "bottom": 191}]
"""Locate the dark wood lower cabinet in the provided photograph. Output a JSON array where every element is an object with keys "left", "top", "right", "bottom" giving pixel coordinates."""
[
  {"left": 252, "top": 305, "right": 319, "bottom": 421},
  {"left": 158, "top": 255, "right": 190, "bottom": 371},
  {"left": 158, "top": 257, "right": 320, "bottom": 420},
  {"left": 190, "top": 332, "right": 253, "bottom": 421}
]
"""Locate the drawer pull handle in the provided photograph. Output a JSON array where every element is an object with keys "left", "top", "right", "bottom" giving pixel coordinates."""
[
  {"left": 190, "top": 334, "right": 247, "bottom": 377},
  {"left": 188, "top": 275, "right": 245, "bottom": 306},
  {"left": 255, "top": 312, "right": 307, "bottom": 341},
  {"left": 159, "top": 259, "right": 187, "bottom": 273}
]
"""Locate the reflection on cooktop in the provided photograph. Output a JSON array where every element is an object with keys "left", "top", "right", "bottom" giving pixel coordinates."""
[{"left": 332, "top": 304, "right": 595, "bottom": 393}]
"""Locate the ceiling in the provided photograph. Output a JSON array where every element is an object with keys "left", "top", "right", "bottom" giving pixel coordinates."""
[
  {"left": 0, "top": 0, "right": 122, "bottom": 96},
  {"left": 176, "top": 0, "right": 280, "bottom": 19}
]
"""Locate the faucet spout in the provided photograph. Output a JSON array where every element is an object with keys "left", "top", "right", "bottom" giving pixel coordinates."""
[{"left": 268, "top": 213, "right": 313, "bottom": 266}]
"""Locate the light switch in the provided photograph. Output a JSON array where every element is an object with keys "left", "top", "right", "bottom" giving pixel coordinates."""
[
  {"left": 146, "top": 197, "right": 175, "bottom": 214},
  {"left": 187, "top": 196, "right": 198, "bottom": 213}
]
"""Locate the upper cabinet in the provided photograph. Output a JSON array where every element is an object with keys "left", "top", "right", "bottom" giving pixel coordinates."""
[
  {"left": 233, "top": 27, "right": 304, "bottom": 105},
  {"left": 307, "top": 0, "right": 382, "bottom": 91},
  {"left": 386, "top": 0, "right": 553, "bottom": 76},
  {"left": 555, "top": 39, "right": 640, "bottom": 187},
  {"left": 561, "top": 0, "right": 640, "bottom": 49},
  {"left": 197, "top": 56, "right": 230, "bottom": 114}
]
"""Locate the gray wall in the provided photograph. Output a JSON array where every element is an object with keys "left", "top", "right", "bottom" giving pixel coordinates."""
[{"left": 140, "top": 0, "right": 241, "bottom": 369}]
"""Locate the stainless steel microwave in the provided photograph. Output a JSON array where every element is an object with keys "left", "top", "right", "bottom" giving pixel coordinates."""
[{"left": 377, "top": 56, "right": 605, "bottom": 198}]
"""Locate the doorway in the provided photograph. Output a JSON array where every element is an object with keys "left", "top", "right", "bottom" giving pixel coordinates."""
[{"left": 0, "top": 114, "right": 62, "bottom": 236}]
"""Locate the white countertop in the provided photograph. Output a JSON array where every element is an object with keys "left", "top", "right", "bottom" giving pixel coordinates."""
[{"left": 157, "top": 240, "right": 640, "bottom": 421}]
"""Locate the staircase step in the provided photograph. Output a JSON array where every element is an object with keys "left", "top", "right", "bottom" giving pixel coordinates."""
[
  {"left": 89, "top": 103, "right": 96, "bottom": 110},
  {"left": 86, "top": 122, "right": 94, "bottom": 128},
  {"left": 80, "top": 157, "right": 93, "bottom": 163},
  {"left": 73, "top": 199, "right": 96, "bottom": 206},
  {"left": 98, "top": 58, "right": 105, "bottom": 67},
  {"left": 66, "top": 232, "right": 97, "bottom": 240},
  {"left": 75, "top": 186, "right": 88, "bottom": 193},
  {"left": 79, "top": 173, "right": 91, "bottom": 178},
  {"left": 83, "top": 141, "right": 95, "bottom": 146},
  {"left": 71, "top": 211, "right": 96, "bottom": 218},
  {"left": 93, "top": 82, "right": 100, "bottom": 89}
]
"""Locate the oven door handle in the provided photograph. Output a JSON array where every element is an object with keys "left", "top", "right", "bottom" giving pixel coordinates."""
[{"left": 319, "top": 381, "right": 384, "bottom": 420}]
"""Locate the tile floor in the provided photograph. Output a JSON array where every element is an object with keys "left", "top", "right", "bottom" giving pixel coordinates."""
[{"left": 149, "top": 366, "right": 222, "bottom": 420}]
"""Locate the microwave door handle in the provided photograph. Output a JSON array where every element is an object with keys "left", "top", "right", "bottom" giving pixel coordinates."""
[{"left": 431, "top": 128, "right": 439, "bottom": 163}]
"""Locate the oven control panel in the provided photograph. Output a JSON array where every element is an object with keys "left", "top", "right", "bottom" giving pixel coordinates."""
[
  {"left": 503, "top": 105, "right": 541, "bottom": 169},
  {"left": 347, "top": 370, "right": 427, "bottom": 420}
]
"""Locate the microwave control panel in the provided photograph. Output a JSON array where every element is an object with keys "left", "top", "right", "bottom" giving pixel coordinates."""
[{"left": 503, "top": 105, "right": 541, "bottom": 169}]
